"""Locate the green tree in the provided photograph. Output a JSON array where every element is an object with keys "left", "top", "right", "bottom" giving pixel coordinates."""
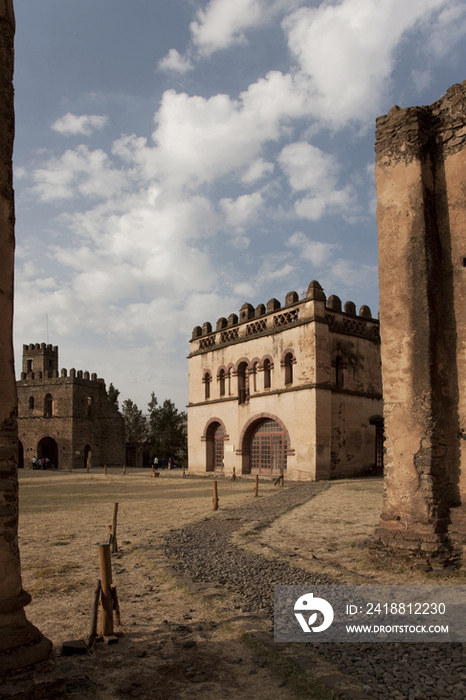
[
  {"left": 147, "top": 393, "right": 187, "bottom": 466},
  {"left": 108, "top": 382, "right": 120, "bottom": 408},
  {"left": 121, "top": 399, "right": 147, "bottom": 445}
]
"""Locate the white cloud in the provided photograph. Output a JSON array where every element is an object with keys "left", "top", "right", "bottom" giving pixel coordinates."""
[
  {"left": 327, "top": 258, "right": 378, "bottom": 292},
  {"left": 32, "top": 145, "right": 127, "bottom": 201},
  {"left": 411, "top": 69, "right": 431, "bottom": 92},
  {"left": 241, "top": 158, "right": 274, "bottom": 184},
  {"left": 51, "top": 113, "right": 108, "bottom": 136},
  {"left": 158, "top": 48, "right": 193, "bottom": 73},
  {"left": 220, "top": 192, "right": 263, "bottom": 229},
  {"left": 287, "top": 232, "right": 336, "bottom": 267},
  {"left": 282, "top": 0, "right": 454, "bottom": 126},
  {"left": 425, "top": 2, "right": 466, "bottom": 58},
  {"left": 190, "top": 0, "right": 271, "bottom": 56},
  {"left": 279, "top": 141, "right": 355, "bottom": 220}
]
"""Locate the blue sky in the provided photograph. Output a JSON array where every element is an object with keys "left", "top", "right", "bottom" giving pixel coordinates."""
[{"left": 13, "top": 0, "right": 466, "bottom": 411}]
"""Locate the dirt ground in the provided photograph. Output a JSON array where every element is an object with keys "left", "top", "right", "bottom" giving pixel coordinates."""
[{"left": 15, "top": 470, "right": 462, "bottom": 699}]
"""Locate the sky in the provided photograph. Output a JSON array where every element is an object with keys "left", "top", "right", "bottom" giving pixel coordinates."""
[{"left": 12, "top": 0, "right": 466, "bottom": 412}]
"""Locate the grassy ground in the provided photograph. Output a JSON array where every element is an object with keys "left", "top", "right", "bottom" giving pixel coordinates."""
[{"left": 16, "top": 469, "right": 462, "bottom": 699}]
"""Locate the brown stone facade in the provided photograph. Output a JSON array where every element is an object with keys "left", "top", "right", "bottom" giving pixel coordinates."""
[
  {"left": 17, "top": 344, "right": 125, "bottom": 470},
  {"left": 374, "top": 80, "right": 466, "bottom": 564},
  {"left": 188, "top": 280, "right": 382, "bottom": 480}
]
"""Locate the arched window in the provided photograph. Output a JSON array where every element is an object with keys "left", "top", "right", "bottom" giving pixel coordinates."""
[
  {"left": 44, "top": 393, "right": 53, "bottom": 417},
  {"left": 263, "top": 358, "right": 271, "bottom": 389},
  {"left": 284, "top": 353, "right": 293, "bottom": 385},
  {"left": 237, "top": 362, "right": 249, "bottom": 404},
  {"left": 204, "top": 371, "right": 212, "bottom": 400},
  {"left": 227, "top": 369, "right": 231, "bottom": 395},
  {"left": 252, "top": 362, "right": 259, "bottom": 392},
  {"left": 28, "top": 396, "right": 34, "bottom": 410},
  {"left": 219, "top": 369, "right": 225, "bottom": 397}
]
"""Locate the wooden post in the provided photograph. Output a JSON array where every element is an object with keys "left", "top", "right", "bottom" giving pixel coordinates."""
[
  {"left": 213, "top": 481, "right": 219, "bottom": 511},
  {"left": 231, "top": 467, "right": 236, "bottom": 482},
  {"left": 151, "top": 464, "right": 155, "bottom": 477},
  {"left": 111, "top": 585, "right": 121, "bottom": 626},
  {"left": 122, "top": 465, "right": 126, "bottom": 475},
  {"left": 88, "top": 578, "right": 101, "bottom": 648},
  {"left": 97, "top": 544, "right": 113, "bottom": 636},
  {"left": 104, "top": 464, "right": 107, "bottom": 475},
  {"left": 110, "top": 503, "right": 118, "bottom": 553},
  {"left": 280, "top": 468, "right": 284, "bottom": 486},
  {"left": 254, "top": 474, "right": 259, "bottom": 497},
  {"left": 182, "top": 465, "right": 186, "bottom": 479}
]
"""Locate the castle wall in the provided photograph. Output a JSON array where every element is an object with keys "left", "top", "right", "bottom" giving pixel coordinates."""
[
  {"left": 17, "top": 351, "right": 125, "bottom": 470},
  {"left": 374, "top": 81, "right": 466, "bottom": 563}
]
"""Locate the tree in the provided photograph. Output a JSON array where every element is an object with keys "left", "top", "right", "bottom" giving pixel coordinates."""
[
  {"left": 108, "top": 382, "right": 120, "bottom": 408},
  {"left": 147, "top": 393, "right": 187, "bottom": 465},
  {"left": 121, "top": 399, "right": 147, "bottom": 445}
]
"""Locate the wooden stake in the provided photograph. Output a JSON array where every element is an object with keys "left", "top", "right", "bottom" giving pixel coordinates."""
[
  {"left": 231, "top": 467, "right": 236, "bottom": 482},
  {"left": 254, "top": 474, "right": 259, "bottom": 497},
  {"left": 111, "top": 584, "right": 121, "bottom": 626},
  {"left": 104, "top": 464, "right": 107, "bottom": 475},
  {"left": 280, "top": 468, "right": 284, "bottom": 487},
  {"left": 151, "top": 464, "right": 155, "bottom": 477},
  {"left": 213, "top": 481, "right": 219, "bottom": 511},
  {"left": 110, "top": 503, "right": 119, "bottom": 553},
  {"left": 88, "top": 578, "right": 101, "bottom": 648},
  {"left": 182, "top": 465, "right": 186, "bottom": 479},
  {"left": 97, "top": 543, "right": 113, "bottom": 636},
  {"left": 122, "top": 465, "right": 126, "bottom": 475}
]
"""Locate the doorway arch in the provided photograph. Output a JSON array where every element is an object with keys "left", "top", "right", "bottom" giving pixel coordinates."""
[
  {"left": 37, "top": 437, "right": 58, "bottom": 469},
  {"left": 239, "top": 414, "right": 291, "bottom": 475},
  {"left": 84, "top": 444, "right": 92, "bottom": 470},
  {"left": 203, "top": 418, "right": 228, "bottom": 472}
]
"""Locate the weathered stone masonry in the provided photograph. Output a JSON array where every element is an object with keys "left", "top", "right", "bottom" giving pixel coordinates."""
[
  {"left": 17, "top": 343, "right": 126, "bottom": 471},
  {"left": 188, "top": 280, "right": 383, "bottom": 481},
  {"left": 374, "top": 81, "right": 466, "bottom": 563}
]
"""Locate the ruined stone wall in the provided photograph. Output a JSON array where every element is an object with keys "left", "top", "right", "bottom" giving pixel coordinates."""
[{"left": 374, "top": 80, "right": 466, "bottom": 564}]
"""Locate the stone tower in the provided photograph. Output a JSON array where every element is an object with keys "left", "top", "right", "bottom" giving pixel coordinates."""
[
  {"left": 374, "top": 81, "right": 466, "bottom": 565},
  {"left": 22, "top": 342, "right": 58, "bottom": 377}
]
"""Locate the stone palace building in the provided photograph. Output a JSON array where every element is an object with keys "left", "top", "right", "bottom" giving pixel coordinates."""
[
  {"left": 17, "top": 343, "right": 125, "bottom": 470},
  {"left": 188, "top": 280, "right": 383, "bottom": 481}
]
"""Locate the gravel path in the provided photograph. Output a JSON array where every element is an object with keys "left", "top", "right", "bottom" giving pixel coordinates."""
[{"left": 164, "top": 481, "right": 466, "bottom": 700}]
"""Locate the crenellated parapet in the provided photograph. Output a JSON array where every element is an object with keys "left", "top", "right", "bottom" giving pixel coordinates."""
[
  {"left": 19, "top": 343, "right": 104, "bottom": 384},
  {"left": 190, "top": 280, "right": 379, "bottom": 355},
  {"left": 19, "top": 368, "right": 103, "bottom": 384}
]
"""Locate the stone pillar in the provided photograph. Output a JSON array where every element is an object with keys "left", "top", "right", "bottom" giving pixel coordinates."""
[
  {"left": 0, "top": 0, "right": 53, "bottom": 674},
  {"left": 374, "top": 81, "right": 466, "bottom": 565}
]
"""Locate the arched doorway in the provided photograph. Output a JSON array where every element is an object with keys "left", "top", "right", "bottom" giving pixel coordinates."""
[
  {"left": 204, "top": 420, "right": 227, "bottom": 472},
  {"left": 240, "top": 416, "right": 289, "bottom": 475},
  {"left": 37, "top": 437, "right": 58, "bottom": 469},
  {"left": 84, "top": 445, "right": 92, "bottom": 470}
]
